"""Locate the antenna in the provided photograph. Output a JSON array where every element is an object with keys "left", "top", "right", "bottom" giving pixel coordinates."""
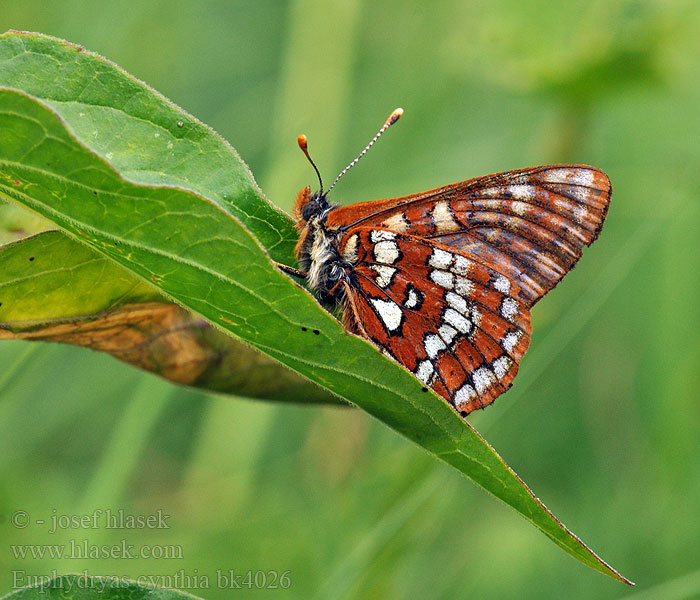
[
  {"left": 297, "top": 134, "right": 324, "bottom": 195},
  {"left": 325, "top": 107, "right": 403, "bottom": 196}
]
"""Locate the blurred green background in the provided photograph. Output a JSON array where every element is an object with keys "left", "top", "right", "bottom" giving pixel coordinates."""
[{"left": 1, "top": 1, "right": 698, "bottom": 598}]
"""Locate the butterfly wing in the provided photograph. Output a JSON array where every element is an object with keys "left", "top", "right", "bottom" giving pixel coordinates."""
[
  {"left": 339, "top": 228, "right": 531, "bottom": 415},
  {"left": 328, "top": 165, "right": 611, "bottom": 305}
]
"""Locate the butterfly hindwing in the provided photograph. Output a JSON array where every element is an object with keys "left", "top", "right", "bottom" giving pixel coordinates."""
[
  {"left": 340, "top": 228, "right": 532, "bottom": 414},
  {"left": 327, "top": 165, "right": 611, "bottom": 305}
]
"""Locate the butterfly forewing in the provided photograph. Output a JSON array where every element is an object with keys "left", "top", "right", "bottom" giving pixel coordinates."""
[
  {"left": 328, "top": 165, "right": 611, "bottom": 306},
  {"left": 340, "top": 228, "right": 532, "bottom": 414}
]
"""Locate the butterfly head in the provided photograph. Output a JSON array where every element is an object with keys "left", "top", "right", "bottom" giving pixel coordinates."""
[
  {"left": 293, "top": 109, "right": 404, "bottom": 303},
  {"left": 293, "top": 185, "right": 330, "bottom": 226}
]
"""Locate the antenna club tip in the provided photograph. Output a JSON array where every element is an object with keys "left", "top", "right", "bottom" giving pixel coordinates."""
[
  {"left": 388, "top": 107, "right": 404, "bottom": 125},
  {"left": 297, "top": 134, "right": 308, "bottom": 150}
]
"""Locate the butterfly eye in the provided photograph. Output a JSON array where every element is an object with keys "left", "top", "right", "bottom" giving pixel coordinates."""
[{"left": 301, "top": 196, "right": 324, "bottom": 222}]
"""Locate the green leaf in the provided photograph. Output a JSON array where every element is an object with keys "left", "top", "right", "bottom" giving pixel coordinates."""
[
  {"left": 0, "top": 231, "right": 340, "bottom": 404},
  {"left": 0, "top": 196, "right": 52, "bottom": 244},
  {"left": 1, "top": 574, "right": 204, "bottom": 599},
  {"left": 0, "top": 31, "right": 632, "bottom": 584},
  {"left": 0, "top": 29, "right": 297, "bottom": 266},
  {"left": 0, "top": 231, "right": 158, "bottom": 320}
]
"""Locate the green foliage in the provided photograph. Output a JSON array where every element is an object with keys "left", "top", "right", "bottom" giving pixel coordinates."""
[
  {"left": 0, "top": 30, "right": 296, "bottom": 265},
  {"left": 0, "top": 232, "right": 341, "bottom": 403},
  {"left": 0, "top": 32, "right": 629, "bottom": 583},
  {"left": 0, "top": 198, "right": 51, "bottom": 245},
  {"left": 0, "top": 232, "right": 158, "bottom": 324},
  {"left": 0, "top": 2, "right": 697, "bottom": 598}
]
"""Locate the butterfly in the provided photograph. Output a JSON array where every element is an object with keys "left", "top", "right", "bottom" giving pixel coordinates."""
[{"left": 279, "top": 109, "right": 611, "bottom": 417}]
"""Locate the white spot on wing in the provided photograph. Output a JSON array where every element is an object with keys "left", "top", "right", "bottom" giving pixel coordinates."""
[
  {"left": 432, "top": 201, "right": 460, "bottom": 233},
  {"left": 404, "top": 288, "right": 421, "bottom": 309},
  {"left": 438, "top": 324, "right": 458, "bottom": 345},
  {"left": 573, "top": 204, "right": 588, "bottom": 224},
  {"left": 429, "top": 248, "right": 453, "bottom": 269},
  {"left": 444, "top": 308, "right": 471, "bottom": 334},
  {"left": 380, "top": 212, "right": 409, "bottom": 233},
  {"left": 492, "top": 356, "right": 512, "bottom": 379},
  {"left": 471, "top": 307, "right": 482, "bottom": 327},
  {"left": 374, "top": 240, "right": 400, "bottom": 264},
  {"left": 493, "top": 274, "right": 511, "bottom": 295},
  {"left": 370, "top": 230, "right": 396, "bottom": 242},
  {"left": 430, "top": 270, "right": 454, "bottom": 289},
  {"left": 455, "top": 277, "right": 474, "bottom": 296},
  {"left": 446, "top": 291, "right": 467, "bottom": 314},
  {"left": 501, "top": 331, "right": 521, "bottom": 353},
  {"left": 415, "top": 360, "right": 434, "bottom": 384},
  {"left": 370, "top": 298, "right": 403, "bottom": 332},
  {"left": 507, "top": 184, "right": 534, "bottom": 201},
  {"left": 452, "top": 255, "right": 471, "bottom": 276},
  {"left": 425, "top": 334, "right": 446, "bottom": 359},
  {"left": 510, "top": 201, "right": 528, "bottom": 216},
  {"left": 342, "top": 233, "right": 359, "bottom": 263},
  {"left": 501, "top": 298, "right": 518, "bottom": 322},
  {"left": 545, "top": 168, "right": 595, "bottom": 188},
  {"left": 478, "top": 187, "right": 501, "bottom": 198},
  {"left": 455, "top": 383, "right": 476, "bottom": 408},
  {"left": 473, "top": 367, "right": 496, "bottom": 393},
  {"left": 370, "top": 264, "right": 396, "bottom": 288}
]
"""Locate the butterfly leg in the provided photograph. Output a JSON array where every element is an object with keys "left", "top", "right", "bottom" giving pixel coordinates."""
[
  {"left": 340, "top": 281, "right": 370, "bottom": 339},
  {"left": 274, "top": 261, "right": 307, "bottom": 279}
]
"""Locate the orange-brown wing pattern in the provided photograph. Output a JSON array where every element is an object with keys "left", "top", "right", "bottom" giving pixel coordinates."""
[
  {"left": 328, "top": 166, "right": 611, "bottom": 305},
  {"left": 339, "top": 228, "right": 531, "bottom": 415}
]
